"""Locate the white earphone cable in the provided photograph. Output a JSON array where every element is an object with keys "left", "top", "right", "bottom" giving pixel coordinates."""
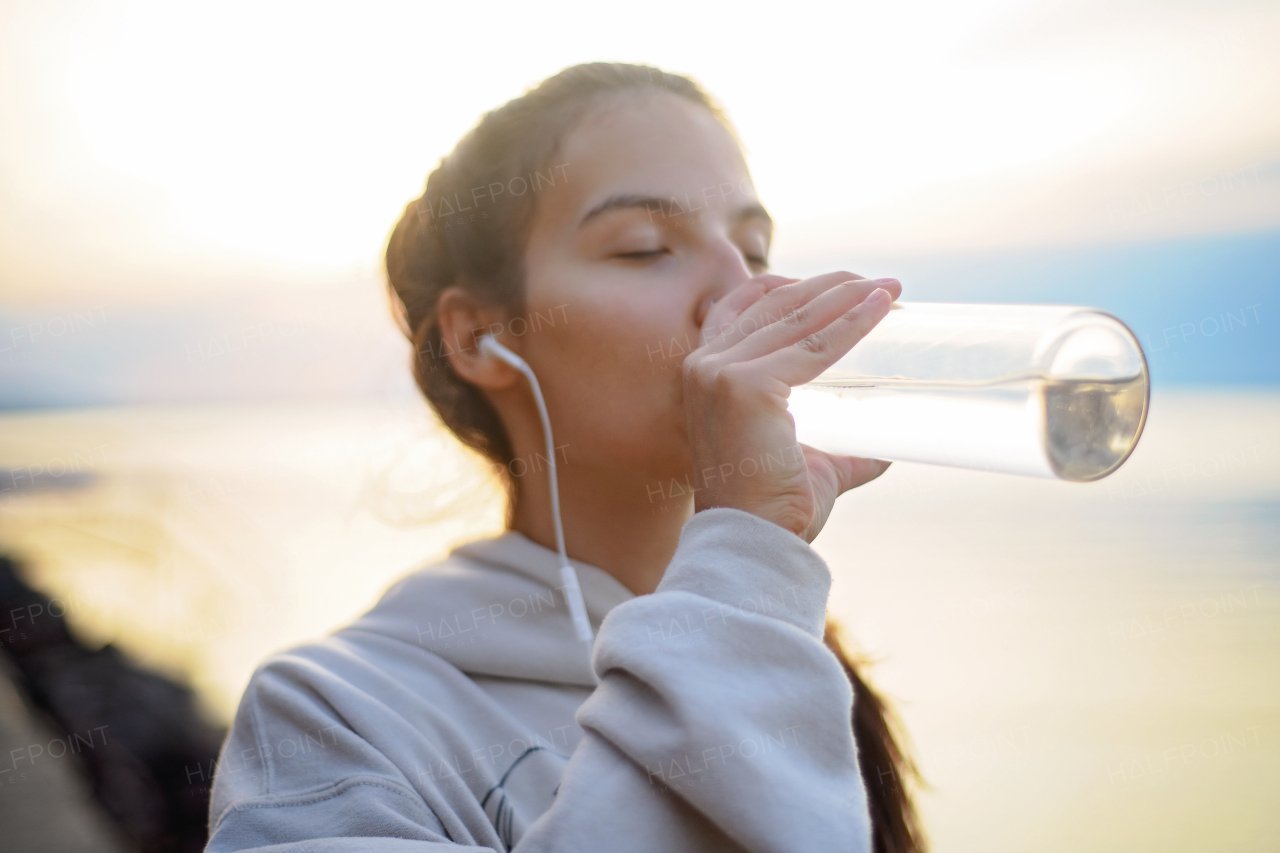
[{"left": 478, "top": 335, "right": 596, "bottom": 674}]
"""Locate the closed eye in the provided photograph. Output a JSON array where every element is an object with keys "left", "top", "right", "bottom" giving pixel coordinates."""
[{"left": 615, "top": 250, "right": 670, "bottom": 260}]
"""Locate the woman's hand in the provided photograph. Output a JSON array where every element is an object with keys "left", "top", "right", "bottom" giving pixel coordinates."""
[{"left": 683, "top": 272, "right": 902, "bottom": 542}]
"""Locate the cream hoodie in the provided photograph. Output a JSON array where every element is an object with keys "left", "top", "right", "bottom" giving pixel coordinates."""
[{"left": 206, "top": 508, "right": 870, "bottom": 852}]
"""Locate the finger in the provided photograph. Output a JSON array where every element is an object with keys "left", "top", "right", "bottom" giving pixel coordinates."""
[
  {"left": 700, "top": 280, "right": 770, "bottom": 346},
  {"left": 717, "top": 276, "right": 885, "bottom": 366},
  {"left": 753, "top": 274, "right": 801, "bottom": 291},
  {"left": 702, "top": 271, "right": 864, "bottom": 353},
  {"left": 752, "top": 286, "right": 893, "bottom": 387},
  {"left": 699, "top": 275, "right": 798, "bottom": 346},
  {"left": 706, "top": 273, "right": 899, "bottom": 355}
]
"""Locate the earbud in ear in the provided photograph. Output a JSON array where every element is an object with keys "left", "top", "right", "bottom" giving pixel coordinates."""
[{"left": 479, "top": 334, "right": 527, "bottom": 371}]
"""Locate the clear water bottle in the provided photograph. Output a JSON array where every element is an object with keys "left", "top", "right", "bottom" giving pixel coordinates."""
[{"left": 789, "top": 303, "right": 1149, "bottom": 481}]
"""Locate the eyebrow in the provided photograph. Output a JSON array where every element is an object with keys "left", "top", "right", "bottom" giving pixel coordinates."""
[{"left": 578, "top": 193, "right": 773, "bottom": 229}]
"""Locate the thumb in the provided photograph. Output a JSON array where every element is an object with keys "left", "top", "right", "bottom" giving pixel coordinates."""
[
  {"left": 806, "top": 445, "right": 892, "bottom": 497},
  {"left": 797, "top": 446, "right": 892, "bottom": 542},
  {"left": 832, "top": 454, "right": 893, "bottom": 494}
]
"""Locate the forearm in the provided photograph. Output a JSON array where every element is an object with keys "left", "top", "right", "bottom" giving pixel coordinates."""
[{"left": 516, "top": 508, "right": 869, "bottom": 853}]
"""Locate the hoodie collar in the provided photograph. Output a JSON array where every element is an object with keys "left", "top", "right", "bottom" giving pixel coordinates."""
[
  {"left": 348, "top": 531, "right": 635, "bottom": 688},
  {"left": 451, "top": 531, "right": 637, "bottom": 624}
]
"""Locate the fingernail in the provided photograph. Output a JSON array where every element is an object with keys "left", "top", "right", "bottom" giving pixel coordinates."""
[{"left": 873, "top": 278, "right": 898, "bottom": 284}]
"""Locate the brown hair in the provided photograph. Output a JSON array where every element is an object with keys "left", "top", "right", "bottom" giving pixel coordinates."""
[
  {"left": 385, "top": 61, "right": 925, "bottom": 853},
  {"left": 385, "top": 63, "right": 722, "bottom": 503},
  {"left": 827, "top": 621, "right": 928, "bottom": 852}
]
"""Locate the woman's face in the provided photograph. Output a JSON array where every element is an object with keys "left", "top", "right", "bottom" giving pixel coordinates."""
[{"left": 517, "top": 90, "right": 771, "bottom": 492}]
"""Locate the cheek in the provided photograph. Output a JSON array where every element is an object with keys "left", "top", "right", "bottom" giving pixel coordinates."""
[{"left": 536, "top": 295, "right": 695, "bottom": 467}]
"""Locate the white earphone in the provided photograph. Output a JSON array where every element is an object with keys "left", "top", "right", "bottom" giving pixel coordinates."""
[{"left": 478, "top": 335, "right": 596, "bottom": 673}]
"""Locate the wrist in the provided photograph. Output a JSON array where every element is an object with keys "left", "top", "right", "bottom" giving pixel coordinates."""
[{"left": 694, "top": 492, "right": 810, "bottom": 539}]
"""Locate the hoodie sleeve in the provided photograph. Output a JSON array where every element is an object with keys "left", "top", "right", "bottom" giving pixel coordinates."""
[
  {"left": 206, "top": 508, "right": 868, "bottom": 853},
  {"left": 514, "top": 507, "right": 870, "bottom": 853}
]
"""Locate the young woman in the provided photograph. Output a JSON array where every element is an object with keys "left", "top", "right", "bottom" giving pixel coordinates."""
[{"left": 207, "top": 63, "right": 924, "bottom": 853}]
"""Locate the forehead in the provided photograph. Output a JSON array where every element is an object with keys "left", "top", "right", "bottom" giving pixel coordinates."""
[{"left": 546, "top": 90, "right": 754, "bottom": 222}]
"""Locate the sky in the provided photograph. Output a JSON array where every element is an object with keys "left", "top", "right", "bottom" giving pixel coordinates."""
[{"left": 0, "top": 0, "right": 1277, "bottom": 402}]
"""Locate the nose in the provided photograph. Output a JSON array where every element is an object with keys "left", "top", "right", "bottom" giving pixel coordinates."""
[
  {"left": 693, "top": 237, "right": 756, "bottom": 327},
  {"left": 708, "top": 235, "right": 754, "bottom": 294}
]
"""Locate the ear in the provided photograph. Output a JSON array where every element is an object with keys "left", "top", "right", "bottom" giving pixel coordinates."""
[{"left": 435, "top": 287, "right": 522, "bottom": 390}]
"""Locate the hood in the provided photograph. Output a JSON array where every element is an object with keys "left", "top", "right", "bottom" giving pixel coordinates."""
[{"left": 345, "top": 532, "right": 635, "bottom": 687}]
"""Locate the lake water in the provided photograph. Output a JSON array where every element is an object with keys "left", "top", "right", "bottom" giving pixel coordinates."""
[{"left": 1, "top": 390, "right": 1276, "bottom": 852}]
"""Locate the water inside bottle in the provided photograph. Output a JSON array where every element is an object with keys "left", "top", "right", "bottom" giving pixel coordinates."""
[
  {"left": 802, "top": 373, "right": 1147, "bottom": 481},
  {"left": 1042, "top": 375, "right": 1146, "bottom": 480}
]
